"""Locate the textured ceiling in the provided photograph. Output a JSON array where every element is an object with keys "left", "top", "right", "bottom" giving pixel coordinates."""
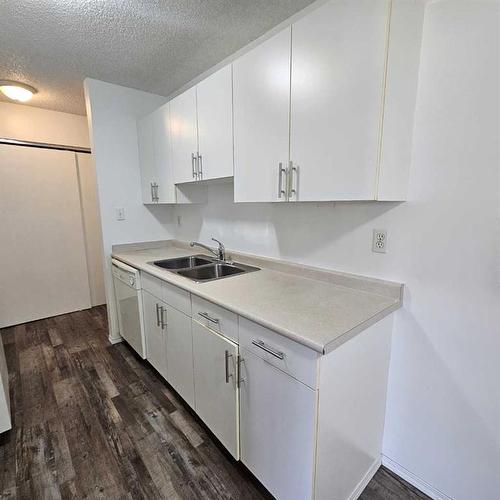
[{"left": 0, "top": 0, "right": 316, "bottom": 115}]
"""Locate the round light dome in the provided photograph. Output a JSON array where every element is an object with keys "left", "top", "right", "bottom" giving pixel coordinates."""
[{"left": 0, "top": 81, "right": 37, "bottom": 102}]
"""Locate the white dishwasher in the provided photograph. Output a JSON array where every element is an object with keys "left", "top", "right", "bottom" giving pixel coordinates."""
[{"left": 111, "top": 259, "right": 146, "bottom": 358}]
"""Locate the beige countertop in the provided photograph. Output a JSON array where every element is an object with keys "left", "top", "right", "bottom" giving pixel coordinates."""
[{"left": 112, "top": 240, "right": 403, "bottom": 354}]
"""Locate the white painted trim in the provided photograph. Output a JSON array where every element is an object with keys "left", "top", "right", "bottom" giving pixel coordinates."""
[
  {"left": 382, "top": 455, "right": 454, "bottom": 500},
  {"left": 108, "top": 335, "right": 123, "bottom": 345},
  {"left": 349, "top": 457, "right": 381, "bottom": 500}
]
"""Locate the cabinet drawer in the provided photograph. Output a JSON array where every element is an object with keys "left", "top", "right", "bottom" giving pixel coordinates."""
[
  {"left": 141, "top": 272, "right": 163, "bottom": 300},
  {"left": 239, "top": 317, "right": 318, "bottom": 389},
  {"left": 192, "top": 295, "right": 238, "bottom": 343},
  {"left": 162, "top": 281, "right": 191, "bottom": 316}
]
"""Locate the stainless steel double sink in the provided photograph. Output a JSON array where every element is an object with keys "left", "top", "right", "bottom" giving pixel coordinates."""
[{"left": 150, "top": 254, "right": 259, "bottom": 283}]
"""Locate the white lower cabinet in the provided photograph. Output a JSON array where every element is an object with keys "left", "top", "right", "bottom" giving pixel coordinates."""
[
  {"left": 142, "top": 289, "right": 168, "bottom": 379},
  {"left": 192, "top": 320, "right": 239, "bottom": 458},
  {"left": 140, "top": 273, "right": 394, "bottom": 500},
  {"left": 239, "top": 347, "right": 317, "bottom": 500},
  {"left": 142, "top": 282, "right": 194, "bottom": 408},
  {"left": 164, "top": 304, "right": 195, "bottom": 409}
]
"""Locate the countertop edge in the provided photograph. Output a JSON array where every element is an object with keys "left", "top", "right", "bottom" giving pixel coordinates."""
[
  {"left": 322, "top": 301, "right": 402, "bottom": 354},
  {"left": 112, "top": 251, "right": 402, "bottom": 355}
]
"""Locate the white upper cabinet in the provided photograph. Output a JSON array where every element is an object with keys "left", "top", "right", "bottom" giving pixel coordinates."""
[
  {"left": 138, "top": 0, "right": 423, "bottom": 204},
  {"left": 196, "top": 65, "right": 234, "bottom": 181},
  {"left": 137, "top": 104, "right": 176, "bottom": 204},
  {"left": 290, "top": 0, "right": 390, "bottom": 201},
  {"left": 170, "top": 87, "right": 199, "bottom": 184},
  {"left": 152, "top": 105, "right": 176, "bottom": 203},
  {"left": 137, "top": 112, "right": 156, "bottom": 203},
  {"left": 231, "top": 0, "right": 422, "bottom": 202},
  {"left": 233, "top": 28, "right": 291, "bottom": 202}
]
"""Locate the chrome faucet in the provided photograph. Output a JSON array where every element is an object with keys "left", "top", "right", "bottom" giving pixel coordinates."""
[{"left": 190, "top": 238, "right": 226, "bottom": 261}]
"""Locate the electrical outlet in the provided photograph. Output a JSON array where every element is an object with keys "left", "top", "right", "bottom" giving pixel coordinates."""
[
  {"left": 372, "top": 229, "right": 387, "bottom": 253},
  {"left": 115, "top": 207, "right": 126, "bottom": 221}
]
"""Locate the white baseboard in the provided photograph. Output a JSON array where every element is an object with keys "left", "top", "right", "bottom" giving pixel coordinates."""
[
  {"left": 350, "top": 457, "right": 381, "bottom": 500},
  {"left": 382, "top": 455, "right": 454, "bottom": 500},
  {"left": 108, "top": 335, "right": 123, "bottom": 345}
]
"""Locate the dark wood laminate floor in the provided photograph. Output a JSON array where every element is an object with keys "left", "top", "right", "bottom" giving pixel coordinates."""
[{"left": 0, "top": 306, "right": 430, "bottom": 500}]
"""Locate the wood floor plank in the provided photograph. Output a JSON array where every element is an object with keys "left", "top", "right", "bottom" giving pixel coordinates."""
[
  {"left": 360, "top": 466, "right": 431, "bottom": 500},
  {"left": 0, "top": 306, "right": 429, "bottom": 500}
]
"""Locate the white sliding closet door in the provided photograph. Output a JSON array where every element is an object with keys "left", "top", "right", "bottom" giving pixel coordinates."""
[{"left": 0, "top": 145, "right": 92, "bottom": 327}]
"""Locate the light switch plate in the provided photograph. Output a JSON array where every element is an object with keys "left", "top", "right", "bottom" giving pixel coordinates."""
[
  {"left": 115, "top": 207, "right": 126, "bottom": 221},
  {"left": 372, "top": 229, "right": 387, "bottom": 253}
]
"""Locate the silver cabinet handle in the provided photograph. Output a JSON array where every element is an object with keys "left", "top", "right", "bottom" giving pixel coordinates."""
[
  {"left": 192, "top": 153, "right": 198, "bottom": 179},
  {"left": 150, "top": 182, "right": 154, "bottom": 202},
  {"left": 288, "top": 162, "right": 298, "bottom": 201},
  {"left": 278, "top": 162, "right": 287, "bottom": 200},
  {"left": 197, "top": 153, "right": 203, "bottom": 180},
  {"left": 251, "top": 339, "right": 285, "bottom": 360},
  {"left": 198, "top": 311, "right": 219, "bottom": 324},
  {"left": 160, "top": 306, "right": 167, "bottom": 330},
  {"left": 237, "top": 355, "right": 244, "bottom": 388},
  {"left": 153, "top": 183, "right": 159, "bottom": 202},
  {"left": 225, "top": 350, "right": 233, "bottom": 383},
  {"left": 155, "top": 303, "right": 161, "bottom": 326}
]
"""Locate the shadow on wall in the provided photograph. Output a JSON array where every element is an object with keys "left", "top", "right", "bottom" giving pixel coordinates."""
[
  {"left": 145, "top": 203, "right": 177, "bottom": 230},
  {"left": 384, "top": 307, "right": 500, "bottom": 499},
  {"left": 172, "top": 181, "right": 401, "bottom": 267},
  {"left": 271, "top": 199, "right": 400, "bottom": 263}
]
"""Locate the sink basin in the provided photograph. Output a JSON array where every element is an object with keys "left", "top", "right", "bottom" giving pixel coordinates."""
[
  {"left": 149, "top": 254, "right": 259, "bottom": 282},
  {"left": 152, "top": 255, "right": 214, "bottom": 270},
  {"left": 177, "top": 262, "right": 259, "bottom": 282}
]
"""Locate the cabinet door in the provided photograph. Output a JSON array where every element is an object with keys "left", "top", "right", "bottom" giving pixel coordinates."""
[
  {"left": 152, "top": 104, "right": 176, "bottom": 203},
  {"left": 290, "top": 0, "right": 389, "bottom": 201},
  {"left": 170, "top": 87, "right": 198, "bottom": 184},
  {"left": 192, "top": 321, "right": 239, "bottom": 458},
  {"left": 240, "top": 348, "right": 316, "bottom": 500},
  {"left": 142, "top": 290, "right": 167, "bottom": 379},
  {"left": 137, "top": 113, "right": 156, "bottom": 203},
  {"left": 196, "top": 65, "right": 234, "bottom": 181},
  {"left": 165, "top": 305, "right": 195, "bottom": 408},
  {"left": 233, "top": 27, "right": 291, "bottom": 202}
]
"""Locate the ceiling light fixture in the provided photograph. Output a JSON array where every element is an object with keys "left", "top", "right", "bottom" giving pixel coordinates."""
[{"left": 0, "top": 80, "right": 37, "bottom": 102}]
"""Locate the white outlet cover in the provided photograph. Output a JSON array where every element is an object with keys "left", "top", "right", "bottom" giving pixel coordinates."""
[{"left": 372, "top": 229, "right": 387, "bottom": 253}]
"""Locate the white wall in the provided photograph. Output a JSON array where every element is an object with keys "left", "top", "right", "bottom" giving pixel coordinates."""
[
  {"left": 0, "top": 101, "right": 89, "bottom": 148},
  {"left": 170, "top": 2, "right": 499, "bottom": 499},
  {"left": 84, "top": 79, "right": 175, "bottom": 340}
]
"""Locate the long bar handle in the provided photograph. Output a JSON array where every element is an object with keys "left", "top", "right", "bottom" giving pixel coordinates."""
[
  {"left": 237, "top": 355, "right": 244, "bottom": 388},
  {"left": 225, "top": 350, "right": 233, "bottom": 383},
  {"left": 288, "top": 162, "right": 298, "bottom": 201},
  {"left": 192, "top": 153, "right": 198, "bottom": 179},
  {"left": 160, "top": 306, "right": 167, "bottom": 330},
  {"left": 251, "top": 339, "right": 285, "bottom": 360},
  {"left": 198, "top": 311, "right": 219, "bottom": 324},
  {"left": 278, "top": 162, "right": 287, "bottom": 200},
  {"left": 197, "top": 153, "right": 203, "bottom": 180},
  {"left": 155, "top": 303, "right": 161, "bottom": 327}
]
